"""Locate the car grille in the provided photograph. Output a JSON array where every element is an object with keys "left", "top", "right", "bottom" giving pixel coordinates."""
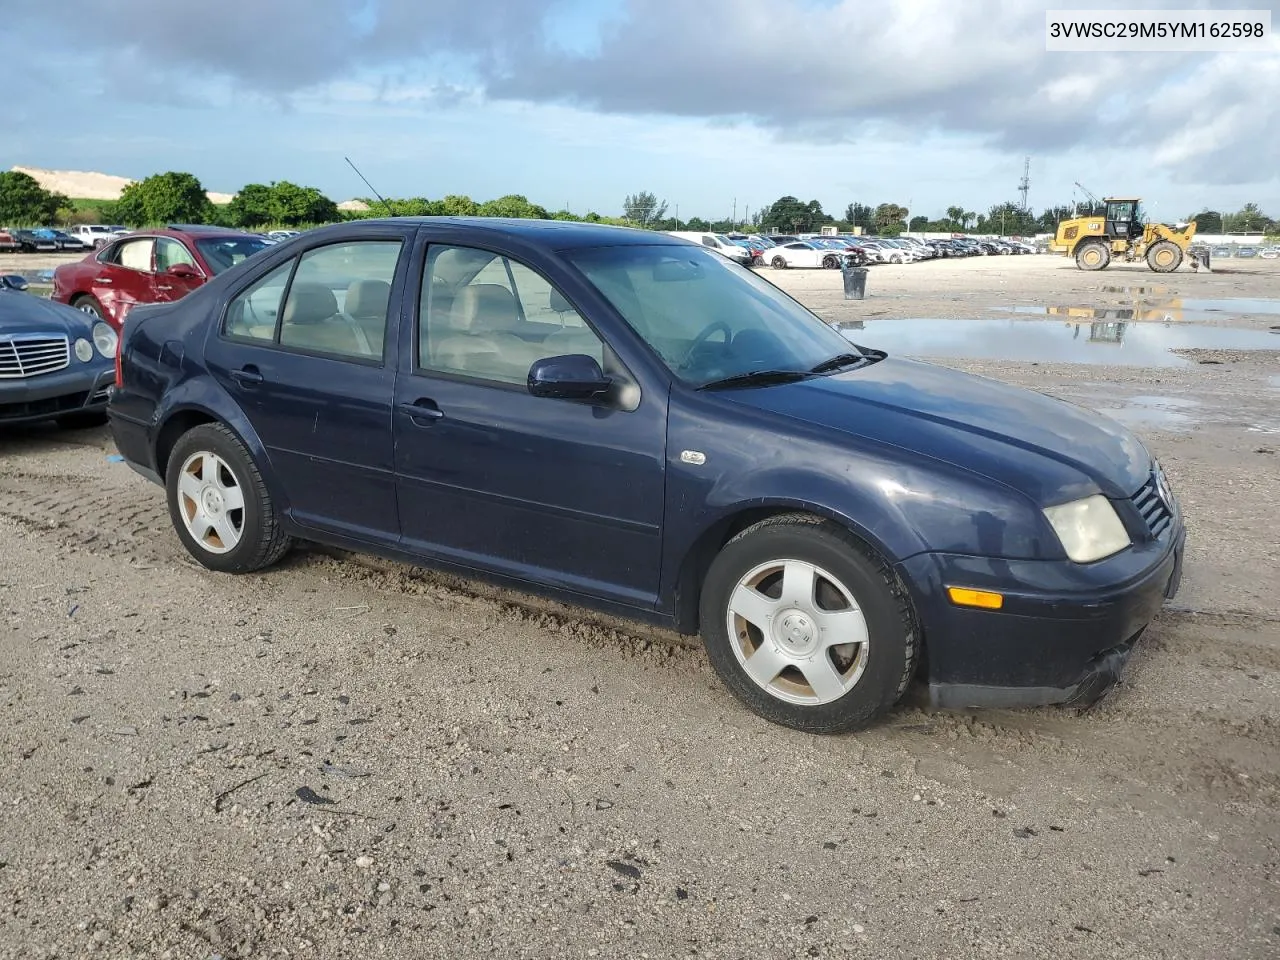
[
  {"left": 0, "top": 336, "right": 70, "bottom": 379},
  {"left": 1130, "top": 474, "right": 1174, "bottom": 539}
]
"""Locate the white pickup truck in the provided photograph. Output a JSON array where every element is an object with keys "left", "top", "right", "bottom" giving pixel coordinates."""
[{"left": 69, "top": 224, "right": 127, "bottom": 249}]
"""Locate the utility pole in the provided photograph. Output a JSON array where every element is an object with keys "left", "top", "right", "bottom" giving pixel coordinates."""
[
  {"left": 732, "top": 197, "right": 737, "bottom": 230},
  {"left": 675, "top": 204, "right": 680, "bottom": 230},
  {"left": 1018, "top": 156, "right": 1031, "bottom": 212}
]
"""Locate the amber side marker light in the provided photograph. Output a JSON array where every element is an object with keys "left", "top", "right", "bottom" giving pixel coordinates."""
[{"left": 946, "top": 587, "right": 1004, "bottom": 610}]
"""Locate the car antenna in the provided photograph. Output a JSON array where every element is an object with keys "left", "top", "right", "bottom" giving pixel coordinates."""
[{"left": 344, "top": 156, "right": 397, "bottom": 217}]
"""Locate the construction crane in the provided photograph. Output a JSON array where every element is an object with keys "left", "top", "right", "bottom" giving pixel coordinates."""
[{"left": 1072, "top": 181, "right": 1101, "bottom": 215}]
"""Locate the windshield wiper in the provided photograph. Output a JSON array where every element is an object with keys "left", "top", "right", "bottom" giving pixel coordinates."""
[
  {"left": 808, "top": 352, "right": 867, "bottom": 374},
  {"left": 697, "top": 369, "right": 814, "bottom": 391}
]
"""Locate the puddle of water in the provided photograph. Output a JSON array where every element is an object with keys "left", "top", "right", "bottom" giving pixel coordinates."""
[
  {"left": 836, "top": 317, "right": 1280, "bottom": 366},
  {"left": 1175, "top": 298, "right": 1280, "bottom": 316},
  {"left": 1001, "top": 297, "right": 1280, "bottom": 322},
  {"left": 1096, "top": 396, "right": 1200, "bottom": 431},
  {"left": 1098, "top": 285, "right": 1174, "bottom": 295}
]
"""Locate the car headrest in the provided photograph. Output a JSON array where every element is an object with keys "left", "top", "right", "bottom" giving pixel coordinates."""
[
  {"left": 283, "top": 283, "right": 339, "bottom": 325},
  {"left": 549, "top": 287, "right": 574, "bottom": 313},
  {"left": 448, "top": 283, "right": 518, "bottom": 333},
  {"left": 345, "top": 279, "right": 391, "bottom": 320}
]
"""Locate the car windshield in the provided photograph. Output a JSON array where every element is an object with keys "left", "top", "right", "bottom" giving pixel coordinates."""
[
  {"left": 566, "top": 244, "right": 866, "bottom": 387},
  {"left": 195, "top": 236, "right": 271, "bottom": 275}
]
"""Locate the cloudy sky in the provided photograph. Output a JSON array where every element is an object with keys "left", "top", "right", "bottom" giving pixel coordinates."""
[{"left": 4, "top": 0, "right": 1278, "bottom": 222}]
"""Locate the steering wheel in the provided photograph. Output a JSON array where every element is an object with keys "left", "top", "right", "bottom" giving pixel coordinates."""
[{"left": 678, "top": 320, "right": 733, "bottom": 370}]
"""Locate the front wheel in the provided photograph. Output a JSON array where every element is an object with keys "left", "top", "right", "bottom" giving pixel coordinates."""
[
  {"left": 1146, "top": 240, "right": 1182, "bottom": 273},
  {"left": 165, "top": 422, "right": 292, "bottom": 573},
  {"left": 72, "top": 295, "right": 106, "bottom": 322},
  {"left": 699, "top": 515, "right": 919, "bottom": 733},
  {"left": 770, "top": 255, "right": 788, "bottom": 269},
  {"left": 822, "top": 255, "right": 840, "bottom": 269}
]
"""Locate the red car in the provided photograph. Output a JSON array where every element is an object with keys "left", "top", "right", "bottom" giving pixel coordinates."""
[{"left": 52, "top": 226, "right": 272, "bottom": 329}]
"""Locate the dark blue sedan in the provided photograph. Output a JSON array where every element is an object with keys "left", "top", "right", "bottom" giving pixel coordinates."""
[
  {"left": 108, "top": 218, "right": 1185, "bottom": 732},
  {"left": 1, "top": 285, "right": 117, "bottom": 428}
]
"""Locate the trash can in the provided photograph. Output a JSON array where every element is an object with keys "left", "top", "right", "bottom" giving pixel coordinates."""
[
  {"left": 1198, "top": 247, "right": 1211, "bottom": 270},
  {"left": 842, "top": 263, "right": 868, "bottom": 300}
]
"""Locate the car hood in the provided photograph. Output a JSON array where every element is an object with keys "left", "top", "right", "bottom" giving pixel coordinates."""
[
  {"left": 0, "top": 291, "right": 96, "bottom": 337},
  {"left": 718, "top": 356, "right": 1151, "bottom": 503}
]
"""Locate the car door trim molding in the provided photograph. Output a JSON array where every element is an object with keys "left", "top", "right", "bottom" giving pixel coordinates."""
[{"left": 397, "top": 471, "right": 659, "bottom": 535}]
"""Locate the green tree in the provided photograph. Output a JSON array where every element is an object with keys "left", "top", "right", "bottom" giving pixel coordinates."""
[
  {"left": 622, "top": 191, "right": 668, "bottom": 227},
  {"left": 476, "top": 194, "right": 550, "bottom": 219},
  {"left": 760, "top": 196, "right": 831, "bottom": 233},
  {"left": 115, "top": 171, "right": 210, "bottom": 226},
  {"left": 226, "top": 183, "right": 275, "bottom": 227},
  {"left": 843, "top": 202, "right": 875, "bottom": 233},
  {"left": 684, "top": 216, "right": 711, "bottom": 231},
  {"left": 266, "top": 181, "right": 338, "bottom": 225},
  {"left": 1222, "top": 203, "right": 1272, "bottom": 233},
  {"left": 908, "top": 215, "right": 929, "bottom": 232},
  {"left": 1038, "top": 204, "right": 1077, "bottom": 233},
  {"left": 0, "top": 170, "right": 69, "bottom": 224},
  {"left": 873, "top": 203, "right": 909, "bottom": 234},
  {"left": 1188, "top": 209, "right": 1222, "bottom": 233},
  {"left": 439, "top": 194, "right": 480, "bottom": 217}
]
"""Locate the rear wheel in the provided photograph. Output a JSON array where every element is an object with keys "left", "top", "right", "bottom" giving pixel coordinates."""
[
  {"left": 770, "top": 255, "right": 788, "bottom": 269},
  {"left": 822, "top": 254, "right": 840, "bottom": 269},
  {"left": 699, "top": 515, "right": 919, "bottom": 733},
  {"left": 1146, "top": 240, "right": 1182, "bottom": 273},
  {"left": 165, "top": 423, "right": 292, "bottom": 573},
  {"left": 1075, "top": 240, "right": 1111, "bottom": 271}
]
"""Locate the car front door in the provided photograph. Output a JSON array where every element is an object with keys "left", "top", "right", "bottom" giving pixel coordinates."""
[
  {"left": 392, "top": 238, "right": 668, "bottom": 610},
  {"left": 203, "top": 233, "right": 411, "bottom": 542},
  {"left": 93, "top": 237, "right": 156, "bottom": 327},
  {"left": 153, "top": 237, "right": 206, "bottom": 304}
]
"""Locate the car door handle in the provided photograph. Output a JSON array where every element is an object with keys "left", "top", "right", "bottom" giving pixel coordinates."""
[
  {"left": 230, "top": 366, "right": 264, "bottom": 386},
  {"left": 397, "top": 399, "right": 444, "bottom": 423},
  {"left": 95, "top": 277, "right": 113, "bottom": 285}
]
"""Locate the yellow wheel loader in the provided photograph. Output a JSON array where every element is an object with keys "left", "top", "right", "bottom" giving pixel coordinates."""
[{"left": 1054, "top": 198, "right": 1197, "bottom": 273}]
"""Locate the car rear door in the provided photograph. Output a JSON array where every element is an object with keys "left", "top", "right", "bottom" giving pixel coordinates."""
[
  {"left": 92, "top": 237, "right": 156, "bottom": 327},
  {"left": 203, "top": 230, "right": 412, "bottom": 542},
  {"left": 391, "top": 235, "right": 668, "bottom": 610}
]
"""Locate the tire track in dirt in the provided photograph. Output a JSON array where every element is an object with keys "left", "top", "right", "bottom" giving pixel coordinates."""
[{"left": 4, "top": 458, "right": 1278, "bottom": 812}]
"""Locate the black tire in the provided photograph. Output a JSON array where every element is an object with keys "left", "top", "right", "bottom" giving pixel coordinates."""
[
  {"left": 56, "top": 411, "right": 109, "bottom": 430},
  {"left": 1146, "top": 240, "right": 1182, "bottom": 273},
  {"left": 165, "top": 422, "right": 292, "bottom": 573},
  {"left": 72, "top": 295, "right": 106, "bottom": 321},
  {"left": 698, "top": 514, "right": 919, "bottom": 734},
  {"left": 822, "top": 255, "right": 840, "bottom": 269},
  {"left": 1075, "top": 240, "right": 1110, "bottom": 271},
  {"left": 770, "top": 255, "right": 788, "bottom": 269}
]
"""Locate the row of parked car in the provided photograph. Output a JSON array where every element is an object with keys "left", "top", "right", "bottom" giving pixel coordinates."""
[
  {"left": 0, "top": 224, "right": 304, "bottom": 254},
  {"left": 1189, "top": 243, "right": 1280, "bottom": 260},
  {"left": 667, "top": 230, "right": 1039, "bottom": 270}
]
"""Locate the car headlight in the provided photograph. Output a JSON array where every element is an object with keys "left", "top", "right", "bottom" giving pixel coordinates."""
[
  {"left": 74, "top": 338, "right": 94, "bottom": 363},
  {"left": 92, "top": 321, "right": 118, "bottom": 359},
  {"left": 1043, "top": 495, "right": 1131, "bottom": 563}
]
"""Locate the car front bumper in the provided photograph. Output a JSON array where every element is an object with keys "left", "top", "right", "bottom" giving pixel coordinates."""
[
  {"left": 0, "top": 365, "right": 115, "bottom": 425},
  {"left": 898, "top": 522, "right": 1186, "bottom": 709}
]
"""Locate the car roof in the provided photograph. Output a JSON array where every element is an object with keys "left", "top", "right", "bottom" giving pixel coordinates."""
[
  {"left": 311, "top": 216, "right": 680, "bottom": 250},
  {"left": 113, "top": 226, "right": 262, "bottom": 241}
]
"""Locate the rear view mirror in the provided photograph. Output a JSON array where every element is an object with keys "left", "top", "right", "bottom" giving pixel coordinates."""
[
  {"left": 166, "top": 263, "right": 199, "bottom": 278},
  {"left": 652, "top": 258, "right": 704, "bottom": 282},
  {"left": 527, "top": 354, "right": 611, "bottom": 400},
  {"left": 0, "top": 274, "right": 28, "bottom": 291}
]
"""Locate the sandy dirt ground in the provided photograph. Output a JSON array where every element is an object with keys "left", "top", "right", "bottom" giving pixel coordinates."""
[{"left": 1, "top": 254, "right": 1278, "bottom": 959}]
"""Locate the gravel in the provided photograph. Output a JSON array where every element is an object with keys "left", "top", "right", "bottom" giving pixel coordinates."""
[{"left": 0, "top": 255, "right": 1277, "bottom": 958}]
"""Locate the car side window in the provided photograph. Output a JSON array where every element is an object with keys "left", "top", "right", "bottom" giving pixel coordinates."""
[
  {"left": 155, "top": 237, "right": 197, "bottom": 272},
  {"left": 224, "top": 261, "right": 293, "bottom": 342},
  {"left": 418, "top": 245, "right": 603, "bottom": 385},
  {"left": 110, "top": 238, "right": 155, "bottom": 272},
  {"left": 277, "top": 241, "right": 402, "bottom": 360}
]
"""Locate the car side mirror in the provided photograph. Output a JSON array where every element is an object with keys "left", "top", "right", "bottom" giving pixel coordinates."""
[
  {"left": 166, "top": 263, "right": 199, "bottom": 278},
  {"left": 527, "top": 354, "right": 611, "bottom": 400}
]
